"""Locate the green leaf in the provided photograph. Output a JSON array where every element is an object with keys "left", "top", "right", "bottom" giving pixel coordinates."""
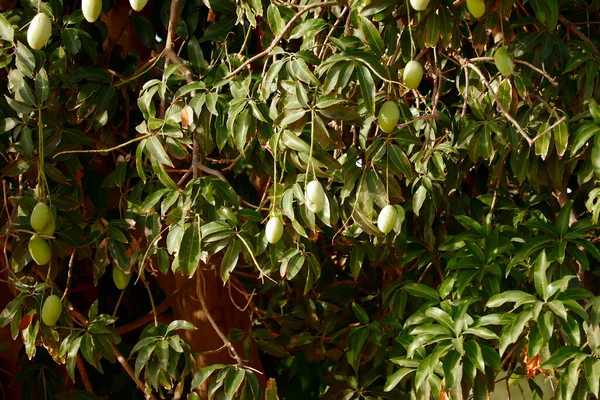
[
  {"left": 463, "top": 327, "right": 499, "bottom": 340},
  {"left": 584, "top": 357, "right": 600, "bottom": 398},
  {"left": 555, "top": 200, "right": 573, "bottom": 239},
  {"left": 360, "top": 17, "right": 384, "bottom": 56},
  {"left": 35, "top": 67, "right": 49, "bottom": 104},
  {"left": 384, "top": 368, "right": 413, "bottom": 392},
  {"left": 464, "top": 340, "right": 485, "bottom": 372},
  {"left": 480, "top": 343, "right": 501, "bottom": 370},
  {"left": 80, "top": 334, "right": 96, "bottom": 369},
  {"left": 15, "top": 41, "right": 35, "bottom": 78},
  {"left": 356, "top": 64, "right": 375, "bottom": 116},
  {"left": 134, "top": 344, "right": 156, "bottom": 381},
  {"left": 346, "top": 327, "right": 369, "bottom": 371},
  {"left": 351, "top": 302, "right": 369, "bottom": 325},
  {"left": 146, "top": 136, "right": 174, "bottom": 167},
  {"left": 166, "top": 320, "right": 195, "bottom": 333},
  {"left": 225, "top": 368, "right": 245, "bottom": 400},
  {"left": 191, "top": 364, "right": 226, "bottom": 388},
  {"left": 179, "top": 222, "right": 202, "bottom": 276},
  {"left": 589, "top": 98, "right": 600, "bottom": 125},
  {"left": 187, "top": 37, "right": 205, "bottom": 69},
  {"left": 533, "top": 250, "right": 550, "bottom": 300},
  {"left": 267, "top": 4, "right": 285, "bottom": 36},
  {"left": 156, "top": 340, "right": 169, "bottom": 371},
  {"left": 62, "top": 28, "right": 81, "bottom": 54},
  {"left": 221, "top": 239, "right": 241, "bottom": 282},
  {"left": 486, "top": 290, "right": 538, "bottom": 308},
  {"left": 570, "top": 122, "right": 600, "bottom": 156},
  {"left": 403, "top": 283, "right": 439, "bottom": 302},
  {"left": 140, "top": 188, "right": 169, "bottom": 212},
  {"left": 540, "top": 346, "right": 581, "bottom": 369},
  {"left": 289, "top": 19, "right": 327, "bottom": 40},
  {"left": 349, "top": 244, "right": 364, "bottom": 279},
  {"left": 413, "top": 185, "right": 427, "bottom": 217},
  {"left": 0, "top": 14, "right": 14, "bottom": 41},
  {"left": 424, "top": 307, "right": 455, "bottom": 334},
  {"left": 4, "top": 96, "right": 35, "bottom": 114},
  {"left": 554, "top": 120, "right": 568, "bottom": 157},
  {"left": 454, "top": 215, "right": 485, "bottom": 236},
  {"left": 66, "top": 336, "right": 83, "bottom": 380},
  {"left": 200, "top": 15, "right": 236, "bottom": 43},
  {"left": 0, "top": 294, "right": 25, "bottom": 327}
]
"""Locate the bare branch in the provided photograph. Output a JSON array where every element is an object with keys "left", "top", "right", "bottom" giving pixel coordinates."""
[{"left": 225, "top": 1, "right": 338, "bottom": 80}]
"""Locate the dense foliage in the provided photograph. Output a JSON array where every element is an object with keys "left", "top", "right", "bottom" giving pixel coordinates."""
[{"left": 1, "top": 0, "right": 600, "bottom": 399}]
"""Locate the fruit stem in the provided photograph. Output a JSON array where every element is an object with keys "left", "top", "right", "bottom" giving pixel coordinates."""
[
  {"left": 236, "top": 233, "right": 276, "bottom": 283},
  {"left": 406, "top": 0, "right": 415, "bottom": 59},
  {"left": 138, "top": 272, "right": 158, "bottom": 327},
  {"left": 37, "top": 108, "right": 46, "bottom": 202},
  {"left": 272, "top": 131, "right": 280, "bottom": 215}
]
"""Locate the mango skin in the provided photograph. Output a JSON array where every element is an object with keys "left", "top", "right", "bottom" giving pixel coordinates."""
[
  {"left": 494, "top": 47, "right": 515, "bottom": 76},
  {"left": 39, "top": 213, "right": 56, "bottom": 236},
  {"left": 378, "top": 101, "right": 400, "bottom": 133},
  {"left": 409, "top": 0, "right": 430, "bottom": 11},
  {"left": 306, "top": 180, "right": 325, "bottom": 213},
  {"left": 27, "top": 13, "right": 52, "bottom": 50},
  {"left": 403, "top": 60, "right": 423, "bottom": 90},
  {"left": 265, "top": 217, "right": 284, "bottom": 244},
  {"left": 377, "top": 205, "right": 398, "bottom": 234},
  {"left": 82, "top": 0, "right": 102, "bottom": 23},
  {"left": 130, "top": 0, "right": 148, "bottom": 11},
  {"left": 29, "top": 235, "right": 51, "bottom": 265},
  {"left": 41, "top": 294, "right": 62, "bottom": 326},
  {"left": 467, "top": 0, "right": 486, "bottom": 18},
  {"left": 112, "top": 267, "right": 132, "bottom": 290},
  {"left": 30, "top": 202, "right": 51, "bottom": 232}
]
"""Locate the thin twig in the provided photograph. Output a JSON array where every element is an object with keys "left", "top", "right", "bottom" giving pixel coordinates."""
[
  {"left": 457, "top": 55, "right": 533, "bottom": 145},
  {"left": 469, "top": 56, "right": 558, "bottom": 86},
  {"left": 61, "top": 249, "right": 76, "bottom": 302},
  {"left": 531, "top": 116, "right": 567, "bottom": 143},
  {"left": 395, "top": 113, "right": 440, "bottom": 131},
  {"left": 196, "top": 272, "right": 243, "bottom": 368},
  {"left": 160, "top": 0, "right": 183, "bottom": 117},
  {"left": 558, "top": 15, "right": 600, "bottom": 56},
  {"left": 110, "top": 342, "right": 155, "bottom": 398},
  {"left": 318, "top": 6, "right": 348, "bottom": 59},
  {"left": 52, "top": 134, "right": 151, "bottom": 158},
  {"left": 115, "top": 279, "right": 193, "bottom": 334},
  {"left": 225, "top": 1, "right": 338, "bottom": 80},
  {"left": 76, "top": 355, "right": 94, "bottom": 393}
]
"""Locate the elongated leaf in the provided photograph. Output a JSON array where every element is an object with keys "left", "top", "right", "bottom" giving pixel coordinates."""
[
  {"left": 221, "top": 239, "right": 241, "bottom": 282},
  {"left": 384, "top": 368, "right": 413, "bottom": 392},
  {"left": 166, "top": 320, "right": 195, "bottom": 333},
  {"left": 360, "top": 17, "right": 384, "bottom": 56},
  {"left": 540, "top": 346, "right": 581, "bottom": 369},
  {"left": 533, "top": 250, "right": 549, "bottom": 300},
  {"left": 403, "top": 283, "right": 439, "bottom": 302},
  {"left": 134, "top": 344, "right": 156, "bottom": 381},
  {"left": 146, "top": 136, "right": 174, "bottom": 167},
  {"left": 179, "top": 222, "right": 202, "bottom": 276},
  {"left": 356, "top": 64, "right": 375, "bottom": 116},
  {"left": 486, "top": 290, "right": 538, "bottom": 308},
  {"left": 66, "top": 336, "right": 83, "bottom": 380},
  {"left": 585, "top": 357, "right": 600, "bottom": 397}
]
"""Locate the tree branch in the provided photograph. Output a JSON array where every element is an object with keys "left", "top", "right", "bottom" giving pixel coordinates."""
[
  {"left": 559, "top": 15, "right": 600, "bottom": 56},
  {"left": 469, "top": 56, "right": 558, "bottom": 87},
  {"left": 224, "top": 1, "right": 338, "bottom": 80},
  {"left": 454, "top": 54, "right": 533, "bottom": 146},
  {"left": 116, "top": 279, "right": 193, "bottom": 334},
  {"left": 76, "top": 355, "right": 94, "bottom": 393}
]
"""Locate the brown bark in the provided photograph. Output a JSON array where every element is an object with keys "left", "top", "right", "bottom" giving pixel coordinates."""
[{"left": 157, "top": 269, "right": 265, "bottom": 397}]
